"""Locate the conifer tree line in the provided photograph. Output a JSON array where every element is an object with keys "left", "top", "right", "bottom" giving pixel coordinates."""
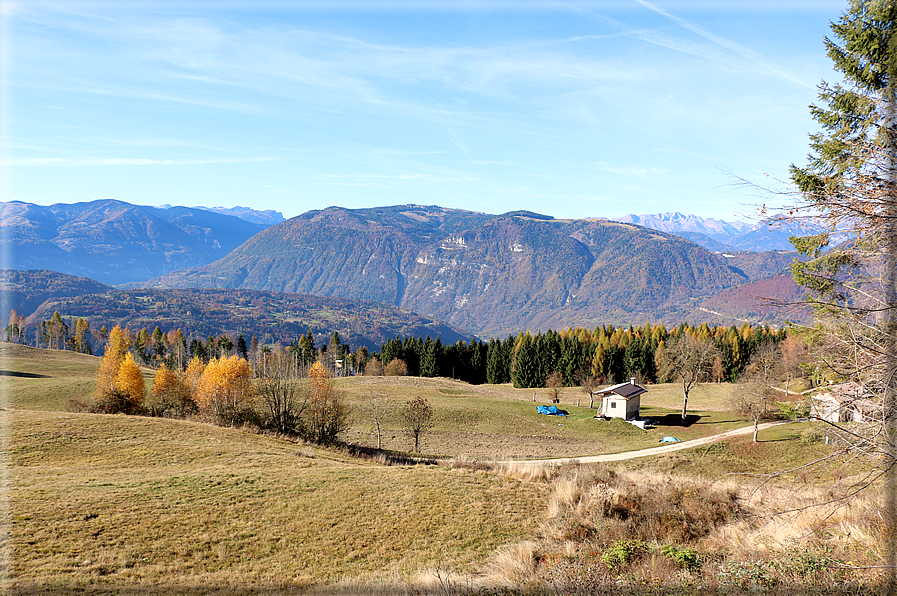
[
  {"left": 374, "top": 323, "right": 789, "bottom": 389},
  {"left": 5, "top": 309, "right": 358, "bottom": 377}
]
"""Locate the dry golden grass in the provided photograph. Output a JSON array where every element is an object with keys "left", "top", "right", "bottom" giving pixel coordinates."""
[
  {"left": 6, "top": 346, "right": 888, "bottom": 594},
  {"left": 8, "top": 409, "right": 546, "bottom": 594},
  {"left": 477, "top": 463, "right": 886, "bottom": 594}
]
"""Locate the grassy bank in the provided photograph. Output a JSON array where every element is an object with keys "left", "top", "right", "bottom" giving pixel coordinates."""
[{"left": 9, "top": 410, "right": 545, "bottom": 593}]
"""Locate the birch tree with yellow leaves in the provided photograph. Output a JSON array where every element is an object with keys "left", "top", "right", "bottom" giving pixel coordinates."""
[
  {"left": 94, "top": 325, "right": 144, "bottom": 413},
  {"left": 194, "top": 355, "right": 253, "bottom": 425}
]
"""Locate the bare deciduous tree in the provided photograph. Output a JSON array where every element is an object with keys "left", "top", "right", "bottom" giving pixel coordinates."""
[
  {"left": 363, "top": 390, "right": 393, "bottom": 450},
  {"left": 746, "top": 341, "right": 781, "bottom": 388},
  {"left": 732, "top": 382, "right": 778, "bottom": 443},
  {"left": 657, "top": 334, "right": 720, "bottom": 421},
  {"left": 545, "top": 371, "right": 564, "bottom": 404},
  {"left": 580, "top": 375, "right": 599, "bottom": 408},
  {"left": 365, "top": 357, "right": 384, "bottom": 376},
  {"left": 401, "top": 396, "right": 433, "bottom": 453},
  {"left": 257, "top": 353, "right": 307, "bottom": 435}
]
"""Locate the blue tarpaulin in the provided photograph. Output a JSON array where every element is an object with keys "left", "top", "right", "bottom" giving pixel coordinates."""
[
  {"left": 659, "top": 436, "right": 680, "bottom": 443},
  {"left": 537, "top": 405, "right": 566, "bottom": 416}
]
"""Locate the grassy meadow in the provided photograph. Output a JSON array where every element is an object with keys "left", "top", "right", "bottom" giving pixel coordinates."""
[
  {"left": 336, "top": 376, "right": 752, "bottom": 459},
  {"left": 1, "top": 343, "right": 103, "bottom": 410},
  {"left": 9, "top": 409, "right": 545, "bottom": 593},
  {"left": 2, "top": 343, "right": 886, "bottom": 593}
]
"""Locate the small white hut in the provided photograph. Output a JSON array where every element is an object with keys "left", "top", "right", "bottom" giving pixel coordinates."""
[{"left": 592, "top": 378, "right": 647, "bottom": 421}]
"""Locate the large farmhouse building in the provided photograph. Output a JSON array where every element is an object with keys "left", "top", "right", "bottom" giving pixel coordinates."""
[{"left": 811, "top": 381, "right": 882, "bottom": 424}]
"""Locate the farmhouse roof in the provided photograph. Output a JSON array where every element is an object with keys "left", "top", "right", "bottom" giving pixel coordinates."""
[
  {"left": 812, "top": 381, "right": 868, "bottom": 405},
  {"left": 592, "top": 380, "right": 647, "bottom": 400},
  {"left": 813, "top": 381, "right": 882, "bottom": 414}
]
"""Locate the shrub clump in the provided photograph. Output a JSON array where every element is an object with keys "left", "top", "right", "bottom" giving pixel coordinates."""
[
  {"left": 661, "top": 545, "right": 702, "bottom": 571},
  {"left": 584, "top": 474, "right": 741, "bottom": 544},
  {"left": 600, "top": 540, "right": 648, "bottom": 571}
]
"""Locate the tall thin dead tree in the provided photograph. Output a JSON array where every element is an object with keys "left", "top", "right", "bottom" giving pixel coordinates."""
[{"left": 363, "top": 390, "right": 393, "bottom": 450}]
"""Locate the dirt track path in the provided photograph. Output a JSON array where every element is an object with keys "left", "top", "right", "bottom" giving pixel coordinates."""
[{"left": 509, "top": 420, "right": 791, "bottom": 465}]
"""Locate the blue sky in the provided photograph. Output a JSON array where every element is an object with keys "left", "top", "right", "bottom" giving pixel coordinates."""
[{"left": 1, "top": 1, "right": 844, "bottom": 221}]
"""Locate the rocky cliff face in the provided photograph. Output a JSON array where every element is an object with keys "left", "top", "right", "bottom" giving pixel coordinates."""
[{"left": 148, "top": 205, "right": 790, "bottom": 336}]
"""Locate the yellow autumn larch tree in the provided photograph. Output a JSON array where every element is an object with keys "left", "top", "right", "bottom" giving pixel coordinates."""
[
  {"left": 115, "top": 353, "right": 146, "bottom": 412},
  {"left": 195, "top": 355, "right": 253, "bottom": 425},
  {"left": 94, "top": 325, "right": 138, "bottom": 413},
  {"left": 152, "top": 364, "right": 194, "bottom": 416}
]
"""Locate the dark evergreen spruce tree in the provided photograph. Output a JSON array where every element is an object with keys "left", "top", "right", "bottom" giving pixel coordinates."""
[
  {"left": 300, "top": 330, "right": 316, "bottom": 365},
  {"left": 380, "top": 336, "right": 401, "bottom": 365},
  {"left": 486, "top": 338, "right": 504, "bottom": 384},
  {"left": 468, "top": 339, "right": 486, "bottom": 385},
  {"left": 783, "top": 3, "right": 897, "bottom": 577},
  {"left": 512, "top": 334, "right": 540, "bottom": 388},
  {"left": 420, "top": 336, "right": 438, "bottom": 377}
]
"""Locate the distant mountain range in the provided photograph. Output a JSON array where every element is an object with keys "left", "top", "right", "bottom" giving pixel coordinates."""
[
  {"left": 2, "top": 201, "right": 811, "bottom": 336},
  {"left": 144, "top": 205, "right": 798, "bottom": 336},
  {"left": 159, "top": 204, "right": 285, "bottom": 226},
  {"left": 612, "top": 212, "right": 809, "bottom": 252},
  {"left": 1, "top": 200, "right": 278, "bottom": 285}
]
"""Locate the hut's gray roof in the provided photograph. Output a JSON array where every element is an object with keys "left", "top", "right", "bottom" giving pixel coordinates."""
[{"left": 592, "top": 381, "right": 647, "bottom": 400}]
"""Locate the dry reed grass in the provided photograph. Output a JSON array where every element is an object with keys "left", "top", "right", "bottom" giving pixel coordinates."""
[{"left": 479, "top": 463, "right": 885, "bottom": 594}]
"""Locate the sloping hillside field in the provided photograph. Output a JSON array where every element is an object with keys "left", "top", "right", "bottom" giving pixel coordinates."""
[
  {"left": 5, "top": 346, "right": 883, "bottom": 594},
  {"left": 9, "top": 410, "right": 545, "bottom": 593}
]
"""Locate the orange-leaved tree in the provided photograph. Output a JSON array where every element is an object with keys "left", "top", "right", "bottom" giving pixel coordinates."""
[
  {"left": 115, "top": 353, "right": 146, "bottom": 412},
  {"left": 152, "top": 364, "right": 194, "bottom": 416},
  {"left": 94, "top": 325, "right": 141, "bottom": 413},
  {"left": 305, "top": 361, "right": 349, "bottom": 444},
  {"left": 195, "top": 355, "right": 253, "bottom": 425}
]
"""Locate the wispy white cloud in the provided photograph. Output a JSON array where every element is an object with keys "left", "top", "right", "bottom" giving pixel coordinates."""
[
  {"left": 562, "top": 1, "right": 814, "bottom": 89},
  {"left": 312, "top": 172, "right": 478, "bottom": 185},
  {"left": 2, "top": 157, "right": 276, "bottom": 166},
  {"left": 633, "top": 0, "right": 814, "bottom": 89}
]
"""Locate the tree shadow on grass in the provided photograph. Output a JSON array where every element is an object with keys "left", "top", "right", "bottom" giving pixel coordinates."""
[
  {"left": 652, "top": 413, "right": 701, "bottom": 428},
  {"left": 0, "top": 370, "right": 48, "bottom": 378}
]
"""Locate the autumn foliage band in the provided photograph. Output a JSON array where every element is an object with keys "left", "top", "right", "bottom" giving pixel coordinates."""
[{"left": 11, "top": 306, "right": 798, "bottom": 392}]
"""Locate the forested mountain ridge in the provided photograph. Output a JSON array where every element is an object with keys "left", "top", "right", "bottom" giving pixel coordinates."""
[
  {"left": 1, "top": 269, "right": 112, "bottom": 321},
  {"left": 1, "top": 199, "right": 273, "bottom": 284},
  {"left": 7, "top": 269, "right": 468, "bottom": 351},
  {"left": 146, "top": 205, "right": 795, "bottom": 336}
]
